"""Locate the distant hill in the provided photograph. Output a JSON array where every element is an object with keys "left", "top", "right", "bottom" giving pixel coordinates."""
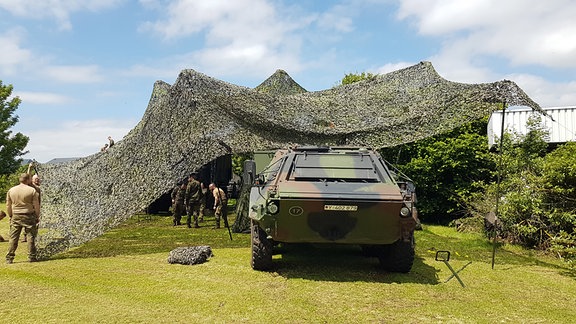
[
  {"left": 20, "top": 158, "right": 33, "bottom": 166},
  {"left": 45, "top": 157, "right": 81, "bottom": 164}
]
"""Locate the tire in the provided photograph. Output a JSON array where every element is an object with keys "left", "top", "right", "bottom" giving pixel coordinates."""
[
  {"left": 251, "top": 220, "right": 273, "bottom": 270},
  {"left": 377, "top": 237, "right": 415, "bottom": 273}
]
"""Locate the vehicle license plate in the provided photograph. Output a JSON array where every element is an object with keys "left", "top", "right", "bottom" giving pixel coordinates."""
[{"left": 324, "top": 205, "right": 358, "bottom": 211}]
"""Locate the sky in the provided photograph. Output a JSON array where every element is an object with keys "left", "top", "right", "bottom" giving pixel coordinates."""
[{"left": 1, "top": 0, "right": 575, "bottom": 163}]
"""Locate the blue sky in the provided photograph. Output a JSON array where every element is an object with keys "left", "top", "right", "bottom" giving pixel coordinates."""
[{"left": 1, "top": 0, "right": 575, "bottom": 162}]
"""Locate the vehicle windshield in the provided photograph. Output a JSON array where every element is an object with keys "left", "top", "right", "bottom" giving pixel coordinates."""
[{"left": 288, "top": 152, "right": 393, "bottom": 183}]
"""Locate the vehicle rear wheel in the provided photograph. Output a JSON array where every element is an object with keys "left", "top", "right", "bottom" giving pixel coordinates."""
[
  {"left": 377, "top": 237, "right": 415, "bottom": 273},
  {"left": 251, "top": 220, "right": 273, "bottom": 270}
]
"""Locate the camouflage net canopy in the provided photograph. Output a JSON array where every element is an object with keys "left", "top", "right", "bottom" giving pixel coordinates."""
[{"left": 35, "top": 61, "right": 541, "bottom": 258}]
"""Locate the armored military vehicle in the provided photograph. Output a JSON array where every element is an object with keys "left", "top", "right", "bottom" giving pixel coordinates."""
[{"left": 245, "top": 146, "right": 417, "bottom": 272}]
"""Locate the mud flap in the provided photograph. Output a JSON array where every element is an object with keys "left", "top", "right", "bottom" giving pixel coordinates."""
[{"left": 400, "top": 217, "right": 416, "bottom": 243}]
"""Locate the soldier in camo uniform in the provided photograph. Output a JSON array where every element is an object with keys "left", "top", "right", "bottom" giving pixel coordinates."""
[
  {"left": 185, "top": 173, "right": 202, "bottom": 228},
  {"left": 171, "top": 182, "right": 186, "bottom": 226},
  {"left": 198, "top": 182, "right": 207, "bottom": 222}
]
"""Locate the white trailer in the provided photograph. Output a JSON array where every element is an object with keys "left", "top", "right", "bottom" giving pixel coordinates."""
[{"left": 488, "top": 106, "right": 576, "bottom": 147}]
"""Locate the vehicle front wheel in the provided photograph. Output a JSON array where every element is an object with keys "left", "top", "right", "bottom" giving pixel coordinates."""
[
  {"left": 251, "top": 220, "right": 273, "bottom": 270},
  {"left": 377, "top": 237, "right": 415, "bottom": 273}
]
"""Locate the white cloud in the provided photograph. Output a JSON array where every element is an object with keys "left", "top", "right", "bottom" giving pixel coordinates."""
[
  {"left": 122, "top": 64, "right": 180, "bottom": 81},
  {"left": 14, "top": 91, "right": 72, "bottom": 105},
  {"left": 24, "top": 119, "right": 136, "bottom": 163},
  {"left": 141, "top": 0, "right": 279, "bottom": 40},
  {"left": 395, "top": 0, "right": 576, "bottom": 107},
  {"left": 374, "top": 61, "right": 415, "bottom": 75},
  {"left": 138, "top": 1, "right": 401, "bottom": 81},
  {"left": 42, "top": 65, "right": 104, "bottom": 83},
  {"left": 397, "top": 0, "right": 576, "bottom": 69},
  {"left": 139, "top": 0, "right": 312, "bottom": 77},
  {"left": 316, "top": 4, "right": 355, "bottom": 33},
  {"left": 429, "top": 51, "right": 498, "bottom": 84},
  {"left": 0, "top": 30, "right": 105, "bottom": 84},
  {"left": 504, "top": 73, "right": 576, "bottom": 108},
  {"left": 0, "top": 0, "right": 124, "bottom": 30},
  {"left": 190, "top": 44, "right": 302, "bottom": 78},
  {"left": 0, "top": 29, "right": 32, "bottom": 75}
]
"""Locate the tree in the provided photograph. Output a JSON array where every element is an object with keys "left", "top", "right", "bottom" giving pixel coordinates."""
[
  {"left": 0, "top": 164, "right": 28, "bottom": 203},
  {"left": 380, "top": 118, "right": 495, "bottom": 223},
  {"left": 341, "top": 72, "right": 375, "bottom": 85},
  {"left": 544, "top": 142, "right": 576, "bottom": 268},
  {"left": 0, "top": 80, "right": 29, "bottom": 175}
]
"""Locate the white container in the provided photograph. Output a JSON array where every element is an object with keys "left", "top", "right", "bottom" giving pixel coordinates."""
[{"left": 488, "top": 106, "right": 576, "bottom": 147}]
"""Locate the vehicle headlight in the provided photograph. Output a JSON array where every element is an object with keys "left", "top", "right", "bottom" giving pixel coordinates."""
[
  {"left": 267, "top": 201, "right": 279, "bottom": 214},
  {"left": 400, "top": 206, "right": 411, "bottom": 218}
]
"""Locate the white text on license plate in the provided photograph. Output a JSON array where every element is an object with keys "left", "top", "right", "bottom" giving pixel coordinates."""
[{"left": 324, "top": 205, "right": 358, "bottom": 211}]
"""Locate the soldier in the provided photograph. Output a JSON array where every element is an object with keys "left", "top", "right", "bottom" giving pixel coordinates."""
[
  {"left": 26, "top": 162, "right": 41, "bottom": 197},
  {"left": 22, "top": 162, "right": 41, "bottom": 243},
  {"left": 6, "top": 173, "right": 41, "bottom": 264},
  {"left": 198, "top": 182, "right": 207, "bottom": 222},
  {"left": 171, "top": 182, "right": 186, "bottom": 226},
  {"left": 185, "top": 173, "right": 202, "bottom": 228},
  {"left": 209, "top": 183, "right": 227, "bottom": 229}
]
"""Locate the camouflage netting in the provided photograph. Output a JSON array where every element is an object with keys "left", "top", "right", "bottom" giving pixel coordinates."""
[
  {"left": 35, "top": 61, "right": 542, "bottom": 258},
  {"left": 167, "top": 246, "right": 213, "bottom": 265}
]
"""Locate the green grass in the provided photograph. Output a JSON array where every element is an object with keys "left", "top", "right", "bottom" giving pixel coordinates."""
[{"left": 1, "top": 202, "right": 575, "bottom": 323}]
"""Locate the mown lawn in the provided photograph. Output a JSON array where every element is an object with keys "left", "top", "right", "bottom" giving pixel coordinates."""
[{"left": 1, "top": 203, "right": 575, "bottom": 323}]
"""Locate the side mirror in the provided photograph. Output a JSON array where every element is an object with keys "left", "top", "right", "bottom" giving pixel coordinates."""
[{"left": 256, "top": 174, "right": 266, "bottom": 186}]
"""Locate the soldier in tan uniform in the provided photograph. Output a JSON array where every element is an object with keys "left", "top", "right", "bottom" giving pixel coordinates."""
[
  {"left": 5, "top": 173, "right": 41, "bottom": 264},
  {"left": 209, "top": 183, "right": 227, "bottom": 229},
  {"left": 22, "top": 162, "right": 41, "bottom": 243}
]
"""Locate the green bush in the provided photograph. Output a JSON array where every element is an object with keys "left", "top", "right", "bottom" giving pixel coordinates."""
[
  {"left": 390, "top": 111, "right": 576, "bottom": 267},
  {"left": 380, "top": 117, "right": 494, "bottom": 223},
  {"left": 550, "top": 231, "right": 576, "bottom": 269},
  {"left": 466, "top": 115, "right": 575, "bottom": 267}
]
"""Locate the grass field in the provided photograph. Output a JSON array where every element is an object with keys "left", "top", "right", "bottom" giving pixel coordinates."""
[{"left": 1, "top": 202, "right": 575, "bottom": 323}]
